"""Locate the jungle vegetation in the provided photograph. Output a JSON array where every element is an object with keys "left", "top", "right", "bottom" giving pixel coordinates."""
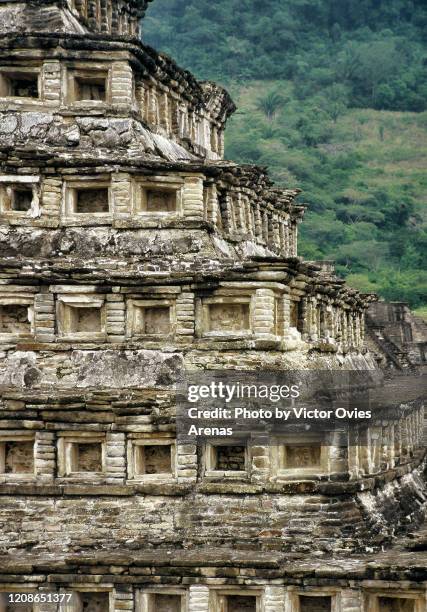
[{"left": 144, "top": 0, "right": 427, "bottom": 310}]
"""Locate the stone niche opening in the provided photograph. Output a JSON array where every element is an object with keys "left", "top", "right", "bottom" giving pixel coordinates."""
[
  {"left": 57, "top": 295, "right": 106, "bottom": 341},
  {"left": 273, "top": 435, "right": 327, "bottom": 478},
  {"left": 135, "top": 444, "right": 173, "bottom": 476},
  {"left": 74, "top": 442, "right": 103, "bottom": 473},
  {"left": 127, "top": 300, "right": 175, "bottom": 338},
  {"left": 142, "top": 306, "right": 171, "bottom": 335},
  {"left": 0, "top": 304, "right": 31, "bottom": 335},
  {"left": 5, "top": 186, "right": 33, "bottom": 212},
  {"left": 139, "top": 591, "right": 185, "bottom": 612},
  {"left": 75, "top": 591, "right": 110, "bottom": 611},
  {"left": 11, "top": 187, "right": 32, "bottom": 212},
  {"left": 133, "top": 305, "right": 171, "bottom": 336},
  {"left": 70, "top": 70, "right": 108, "bottom": 102},
  {"left": 74, "top": 187, "right": 109, "bottom": 214},
  {"left": 206, "top": 442, "right": 248, "bottom": 476},
  {"left": 221, "top": 595, "right": 258, "bottom": 612},
  {"left": 204, "top": 299, "right": 251, "bottom": 336},
  {"left": 137, "top": 185, "right": 180, "bottom": 215},
  {"left": 146, "top": 189, "right": 176, "bottom": 213},
  {"left": 299, "top": 595, "right": 332, "bottom": 612},
  {"left": 0, "top": 69, "right": 39, "bottom": 98},
  {"left": 0, "top": 439, "right": 34, "bottom": 475},
  {"left": 290, "top": 299, "right": 304, "bottom": 332},
  {"left": 128, "top": 439, "right": 176, "bottom": 480},
  {"left": 59, "top": 436, "right": 105, "bottom": 477},
  {"left": 284, "top": 444, "right": 321, "bottom": 469},
  {"left": 0, "top": 183, "right": 36, "bottom": 215},
  {"left": 150, "top": 594, "right": 183, "bottom": 611},
  {"left": 214, "top": 444, "right": 246, "bottom": 471},
  {"left": 377, "top": 597, "right": 416, "bottom": 612},
  {"left": 70, "top": 306, "right": 102, "bottom": 333}
]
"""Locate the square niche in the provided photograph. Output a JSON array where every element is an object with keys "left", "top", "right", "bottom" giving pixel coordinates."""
[
  {"left": 128, "top": 439, "right": 176, "bottom": 481},
  {"left": 205, "top": 441, "right": 248, "bottom": 477},
  {"left": 64, "top": 182, "right": 111, "bottom": 219},
  {"left": 366, "top": 593, "right": 424, "bottom": 612},
  {"left": 73, "top": 590, "right": 112, "bottom": 611},
  {"left": 134, "top": 181, "right": 183, "bottom": 217},
  {"left": 137, "top": 591, "right": 186, "bottom": 612},
  {"left": 0, "top": 68, "right": 40, "bottom": 99},
  {"left": 377, "top": 598, "right": 415, "bottom": 612},
  {"left": 298, "top": 595, "right": 332, "bottom": 612},
  {"left": 0, "top": 181, "right": 38, "bottom": 216},
  {"left": 215, "top": 592, "right": 261, "bottom": 612},
  {"left": 75, "top": 187, "right": 109, "bottom": 214},
  {"left": 1, "top": 185, "right": 32, "bottom": 212},
  {"left": 0, "top": 299, "right": 33, "bottom": 341},
  {"left": 0, "top": 437, "right": 35, "bottom": 476},
  {"left": 127, "top": 299, "right": 175, "bottom": 338},
  {"left": 225, "top": 595, "right": 257, "bottom": 612},
  {"left": 58, "top": 435, "right": 106, "bottom": 477},
  {"left": 272, "top": 435, "right": 328, "bottom": 478},
  {"left": 284, "top": 445, "right": 322, "bottom": 469},
  {"left": 202, "top": 297, "right": 252, "bottom": 337},
  {"left": 57, "top": 295, "right": 106, "bottom": 342},
  {"left": 68, "top": 69, "right": 109, "bottom": 104}
]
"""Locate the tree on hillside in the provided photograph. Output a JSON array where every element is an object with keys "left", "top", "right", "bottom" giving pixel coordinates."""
[
  {"left": 321, "top": 84, "right": 349, "bottom": 123},
  {"left": 353, "top": 40, "right": 401, "bottom": 103},
  {"left": 255, "top": 90, "right": 286, "bottom": 121}
]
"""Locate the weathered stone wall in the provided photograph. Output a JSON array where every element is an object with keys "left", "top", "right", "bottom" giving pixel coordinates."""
[
  {"left": 367, "top": 302, "right": 427, "bottom": 367},
  {"left": 69, "top": 0, "right": 153, "bottom": 37},
  {"left": 0, "top": 277, "right": 369, "bottom": 361},
  {"left": 0, "top": 29, "right": 234, "bottom": 159},
  {"left": 0, "top": 385, "right": 424, "bottom": 557},
  {"left": 0, "top": 556, "right": 426, "bottom": 611},
  {"left": 0, "top": 1, "right": 153, "bottom": 38},
  {"left": 0, "top": 1, "right": 86, "bottom": 36},
  {"left": 0, "top": 164, "right": 303, "bottom": 257}
]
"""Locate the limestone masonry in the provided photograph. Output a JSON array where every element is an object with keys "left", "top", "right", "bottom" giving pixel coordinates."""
[{"left": 0, "top": 1, "right": 425, "bottom": 611}]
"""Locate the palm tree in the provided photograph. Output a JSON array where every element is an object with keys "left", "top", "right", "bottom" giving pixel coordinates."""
[{"left": 255, "top": 90, "right": 285, "bottom": 121}]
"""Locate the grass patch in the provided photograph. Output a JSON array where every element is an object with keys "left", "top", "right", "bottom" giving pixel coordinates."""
[{"left": 413, "top": 306, "right": 427, "bottom": 321}]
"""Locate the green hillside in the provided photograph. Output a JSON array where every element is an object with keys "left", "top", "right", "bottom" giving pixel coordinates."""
[{"left": 143, "top": 0, "right": 427, "bottom": 308}]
